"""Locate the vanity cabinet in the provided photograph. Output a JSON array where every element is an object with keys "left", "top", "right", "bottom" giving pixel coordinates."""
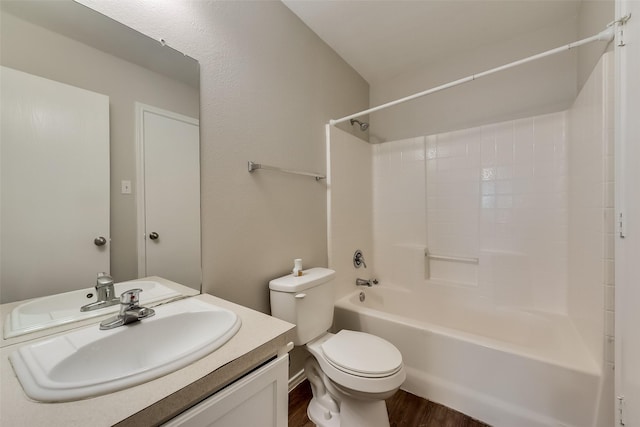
[
  {"left": 0, "top": 292, "right": 295, "bottom": 427},
  {"left": 164, "top": 354, "right": 289, "bottom": 427}
]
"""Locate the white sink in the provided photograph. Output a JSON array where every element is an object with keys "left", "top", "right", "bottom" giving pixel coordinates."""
[
  {"left": 9, "top": 297, "right": 241, "bottom": 402},
  {"left": 4, "top": 280, "right": 181, "bottom": 338}
]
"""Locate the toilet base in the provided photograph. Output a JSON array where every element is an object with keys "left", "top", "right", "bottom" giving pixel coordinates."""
[
  {"left": 307, "top": 395, "right": 391, "bottom": 427},
  {"left": 305, "top": 356, "right": 392, "bottom": 427},
  {"left": 307, "top": 397, "right": 340, "bottom": 427}
]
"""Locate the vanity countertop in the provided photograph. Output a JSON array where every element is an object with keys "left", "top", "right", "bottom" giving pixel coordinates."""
[{"left": 0, "top": 293, "right": 295, "bottom": 426}]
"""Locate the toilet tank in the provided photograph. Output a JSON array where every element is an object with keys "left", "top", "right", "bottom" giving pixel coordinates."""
[{"left": 269, "top": 267, "right": 335, "bottom": 346}]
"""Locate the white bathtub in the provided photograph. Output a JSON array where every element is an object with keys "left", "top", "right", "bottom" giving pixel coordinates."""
[{"left": 333, "top": 286, "right": 602, "bottom": 427}]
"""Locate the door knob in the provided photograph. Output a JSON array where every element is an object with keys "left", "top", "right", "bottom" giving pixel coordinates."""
[
  {"left": 149, "top": 232, "right": 159, "bottom": 240},
  {"left": 94, "top": 236, "right": 107, "bottom": 246}
]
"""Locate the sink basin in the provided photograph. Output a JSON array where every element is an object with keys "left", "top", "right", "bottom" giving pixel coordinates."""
[
  {"left": 9, "top": 297, "right": 241, "bottom": 402},
  {"left": 4, "top": 280, "right": 181, "bottom": 338}
]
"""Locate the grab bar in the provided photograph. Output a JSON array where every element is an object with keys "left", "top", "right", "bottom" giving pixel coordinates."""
[
  {"left": 248, "top": 161, "right": 326, "bottom": 181},
  {"left": 425, "top": 250, "right": 479, "bottom": 265}
]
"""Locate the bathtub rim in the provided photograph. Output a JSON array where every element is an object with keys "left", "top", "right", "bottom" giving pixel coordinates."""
[{"left": 335, "top": 287, "right": 601, "bottom": 377}]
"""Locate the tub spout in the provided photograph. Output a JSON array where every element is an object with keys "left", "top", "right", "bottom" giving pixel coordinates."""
[{"left": 356, "top": 278, "right": 379, "bottom": 287}]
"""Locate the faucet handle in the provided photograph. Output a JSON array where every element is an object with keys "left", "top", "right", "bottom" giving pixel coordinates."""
[
  {"left": 120, "top": 288, "right": 142, "bottom": 306},
  {"left": 96, "top": 272, "right": 114, "bottom": 287},
  {"left": 353, "top": 250, "right": 367, "bottom": 269}
]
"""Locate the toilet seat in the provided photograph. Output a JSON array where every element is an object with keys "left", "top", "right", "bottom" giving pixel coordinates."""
[
  {"left": 306, "top": 331, "right": 406, "bottom": 395},
  {"left": 321, "top": 330, "right": 403, "bottom": 378}
]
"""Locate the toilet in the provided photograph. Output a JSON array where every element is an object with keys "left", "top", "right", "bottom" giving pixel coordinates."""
[{"left": 269, "top": 267, "right": 405, "bottom": 427}]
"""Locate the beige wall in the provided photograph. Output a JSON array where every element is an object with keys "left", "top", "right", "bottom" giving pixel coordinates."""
[
  {"left": 369, "top": 1, "right": 613, "bottom": 142},
  {"left": 0, "top": 12, "right": 199, "bottom": 283},
  {"left": 78, "top": 0, "right": 369, "bottom": 314},
  {"left": 577, "top": 0, "right": 615, "bottom": 90},
  {"left": 369, "top": 18, "right": 580, "bottom": 141}
]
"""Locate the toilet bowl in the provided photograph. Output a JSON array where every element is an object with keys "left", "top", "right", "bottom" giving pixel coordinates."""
[
  {"left": 269, "top": 268, "right": 405, "bottom": 427},
  {"left": 304, "top": 331, "right": 405, "bottom": 427}
]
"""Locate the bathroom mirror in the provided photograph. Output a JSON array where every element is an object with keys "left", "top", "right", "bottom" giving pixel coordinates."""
[{"left": 0, "top": 0, "right": 201, "bottom": 334}]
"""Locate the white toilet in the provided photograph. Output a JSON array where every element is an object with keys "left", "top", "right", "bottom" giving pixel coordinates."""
[{"left": 269, "top": 267, "right": 405, "bottom": 427}]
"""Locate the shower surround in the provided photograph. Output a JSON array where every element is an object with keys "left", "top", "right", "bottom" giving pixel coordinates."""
[{"left": 327, "top": 52, "right": 614, "bottom": 426}]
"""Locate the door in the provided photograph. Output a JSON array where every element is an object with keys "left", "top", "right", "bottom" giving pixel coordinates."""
[
  {"left": 136, "top": 103, "right": 200, "bottom": 290},
  {"left": 0, "top": 66, "right": 110, "bottom": 303},
  {"left": 615, "top": 0, "right": 640, "bottom": 425}
]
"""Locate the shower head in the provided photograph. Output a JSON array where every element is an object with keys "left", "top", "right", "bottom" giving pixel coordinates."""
[{"left": 350, "top": 118, "right": 369, "bottom": 131}]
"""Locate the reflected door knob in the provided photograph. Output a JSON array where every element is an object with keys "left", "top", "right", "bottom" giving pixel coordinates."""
[
  {"left": 94, "top": 236, "right": 107, "bottom": 246},
  {"left": 149, "top": 232, "right": 159, "bottom": 240}
]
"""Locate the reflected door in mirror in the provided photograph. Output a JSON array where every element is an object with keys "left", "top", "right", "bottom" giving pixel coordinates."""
[
  {"left": 137, "top": 104, "right": 200, "bottom": 290},
  {"left": 1, "top": 67, "right": 110, "bottom": 303}
]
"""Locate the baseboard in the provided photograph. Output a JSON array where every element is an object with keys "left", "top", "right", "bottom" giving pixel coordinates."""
[{"left": 288, "top": 369, "right": 306, "bottom": 393}]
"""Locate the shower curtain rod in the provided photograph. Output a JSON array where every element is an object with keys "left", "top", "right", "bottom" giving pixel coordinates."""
[{"left": 329, "top": 27, "right": 615, "bottom": 126}]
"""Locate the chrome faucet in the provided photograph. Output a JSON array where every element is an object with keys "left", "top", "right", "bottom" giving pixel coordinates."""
[
  {"left": 356, "top": 278, "right": 379, "bottom": 287},
  {"left": 80, "top": 272, "right": 120, "bottom": 312},
  {"left": 99, "top": 288, "right": 155, "bottom": 330}
]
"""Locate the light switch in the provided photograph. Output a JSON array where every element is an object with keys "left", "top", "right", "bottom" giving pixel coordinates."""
[{"left": 121, "top": 180, "right": 132, "bottom": 194}]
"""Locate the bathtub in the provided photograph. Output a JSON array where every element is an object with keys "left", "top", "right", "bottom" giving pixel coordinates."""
[{"left": 333, "top": 286, "right": 602, "bottom": 427}]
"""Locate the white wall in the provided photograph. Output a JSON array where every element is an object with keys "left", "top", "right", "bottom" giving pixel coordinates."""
[
  {"left": 77, "top": 0, "right": 369, "bottom": 314},
  {"left": 327, "top": 126, "right": 373, "bottom": 300}
]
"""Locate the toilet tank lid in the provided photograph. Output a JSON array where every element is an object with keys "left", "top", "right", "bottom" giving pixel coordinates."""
[{"left": 269, "top": 267, "right": 336, "bottom": 292}]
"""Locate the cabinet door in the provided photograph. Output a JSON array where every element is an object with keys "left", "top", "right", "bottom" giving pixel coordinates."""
[{"left": 164, "top": 354, "right": 289, "bottom": 427}]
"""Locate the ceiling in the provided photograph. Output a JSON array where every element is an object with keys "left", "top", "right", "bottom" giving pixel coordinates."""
[{"left": 282, "top": 0, "right": 582, "bottom": 84}]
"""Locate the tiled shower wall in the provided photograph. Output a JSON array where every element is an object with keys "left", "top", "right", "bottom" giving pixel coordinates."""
[
  {"left": 372, "top": 53, "right": 613, "bottom": 348},
  {"left": 567, "top": 52, "right": 614, "bottom": 374},
  {"left": 567, "top": 52, "right": 614, "bottom": 425},
  {"left": 373, "top": 111, "right": 569, "bottom": 313}
]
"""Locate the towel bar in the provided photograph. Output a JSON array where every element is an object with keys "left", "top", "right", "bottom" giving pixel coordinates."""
[{"left": 248, "top": 161, "right": 325, "bottom": 181}]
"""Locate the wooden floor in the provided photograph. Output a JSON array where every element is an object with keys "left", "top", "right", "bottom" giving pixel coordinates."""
[{"left": 289, "top": 380, "right": 490, "bottom": 427}]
